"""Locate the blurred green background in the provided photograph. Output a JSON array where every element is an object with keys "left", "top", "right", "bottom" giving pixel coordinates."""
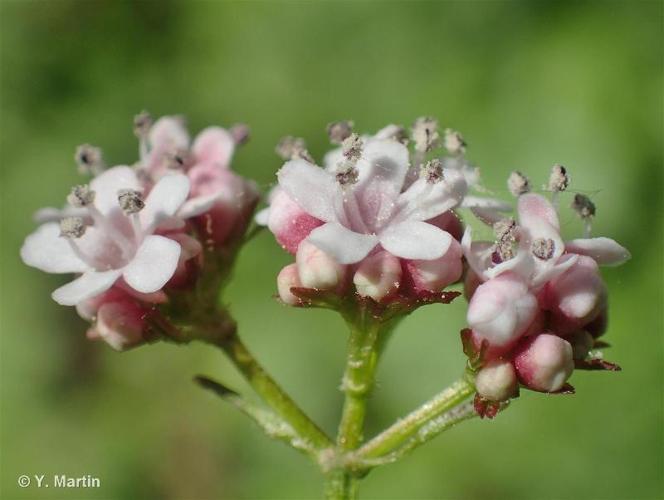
[{"left": 1, "top": 1, "right": 662, "bottom": 499}]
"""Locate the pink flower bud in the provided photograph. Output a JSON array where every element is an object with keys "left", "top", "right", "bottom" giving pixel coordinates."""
[
  {"left": 86, "top": 300, "right": 149, "bottom": 351},
  {"left": 543, "top": 255, "right": 607, "bottom": 334},
  {"left": 353, "top": 251, "right": 402, "bottom": 301},
  {"left": 475, "top": 360, "right": 518, "bottom": 402},
  {"left": 268, "top": 190, "right": 323, "bottom": 254},
  {"left": 405, "top": 238, "right": 462, "bottom": 294},
  {"left": 277, "top": 263, "right": 303, "bottom": 306},
  {"left": 467, "top": 272, "right": 538, "bottom": 353},
  {"left": 514, "top": 333, "right": 574, "bottom": 392},
  {"left": 296, "top": 241, "right": 346, "bottom": 290}
]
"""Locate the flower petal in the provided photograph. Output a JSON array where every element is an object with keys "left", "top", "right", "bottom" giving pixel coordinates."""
[
  {"left": 396, "top": 168, "right": 467, "bottom": 222},
  {"left": 518, "top": 193, "right": 560, "bottom": 232},
  {"left": 51, "top": 269, "right": 121, "bottom": 305},
  {"left": 21, "top": 223, "right": 90, "bottom": 274},
  {"left": 122, "top": 235, "right": 181, "bottom": 293},
  {"left": 277, "top": 159, "right": 339, "bottom": 222},
  {"left": 380, "top": 220, "right": 452, "bottom": 260},
  {"left": 307, "top": 222, "right": 378, "bottom": 264},
  {"left": 461, "top": 227, "right": 493, "bottom": 279},
  {"left": 140, "top": 174, "right": 190, "bottom": 231},
  {"left": 149, "top": 116, "right": 190, "bottom": 153},
  {"left": 192, "top": 126, "right": 235, "bottom": 169},
  {"left": 90, "top": 166, "right": 141, "bottom": 216},
  {"left": 565, "top": 237, "right": 631, "bottom": 266},
  {"left": 177, "top": 193, "right": 221, "bottom": 219}
]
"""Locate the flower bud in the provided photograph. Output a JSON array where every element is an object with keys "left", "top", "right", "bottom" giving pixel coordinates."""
[
  {"left": 87, "top": 300, "right": 149, "bottom": 351},
  {"left": 467, "top": 273, "right": 538, "bottom": 353},
  {"left": 353, "top": 251, "right": 401, "bottom": 301},
  {"left": 296, "top": 241, "right": 345, "bottom": 290},
  {"left": 267, "top": 190, "right": 323, "bottom": 254},
  {"left": 277, "top": 264, "right": 303, "bottom": 306},
  {"left": 405, "top": 238, "right": 462, "bottom": 293},
  {"left": 475, "top": 360, "right": 518, "bottom": 402},
  {"left": 514, "top": 333, "right": 574, "bottom": 392}
]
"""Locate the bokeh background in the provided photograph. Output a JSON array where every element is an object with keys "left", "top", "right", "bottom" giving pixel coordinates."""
[{"left": 1, "top": 1, "right": 662, "bottom": 499}]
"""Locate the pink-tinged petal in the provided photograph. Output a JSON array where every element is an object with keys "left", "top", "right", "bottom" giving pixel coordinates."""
[
  {"left": 514, "top": 333, "right": 574, "bottom": 393},
  {"left": 192, "top": 126, "right": 235, "bottom": 169},
  {"left": 517, "top": 193, "right": 560, "bottom": 231},
  {"left": 397, "top": 168, "right": 467, "bottom": 222},
  {"left": 122, "top": 235, "right": 181, "bottom": 293},
  {"left": 90, "top": 166, "right": 141, "bottom": 216},
  {"left": 149, "top": 116, "right": 189, "bottom": 153},
  {"left": 140, "top": 173, "right": 190, "bottom": 231},
  {"left": 52, "top": 269, "right": 121, "bottom": 306},
  {"left": 277, "top": 159, "right": 339, "bottom": 222},
  {"left": 565, "top": 237, "right": 631, "bottom": 266},
  {"left": 307, "top": 222, "right": 378, "bottom": 264},
  {"left": 404, "top": 238, "right": 463, "bottom": 293},
  {"left": 94, "top": 300, "right": 149, "bottom": 351},
  {"left": 530, "top": 253, "right": 578, "bottom": 289},
  {"left": 21, "top": 223, "right": 90, "bottom": 274},
  {"left": 177, "top": 193, "right": 220, "bottom": 219},
  {"left": 353, "top": 250, "right": 402, "bottom": 301},
  {"left": 380, "top": 221, "right": 452, "bottom": 260},
  {"left": 354, "top": 139, "right": 410, "bottom": 228},
  {"left": 268, "top": 190, "right": 323, "bottom": 254}
]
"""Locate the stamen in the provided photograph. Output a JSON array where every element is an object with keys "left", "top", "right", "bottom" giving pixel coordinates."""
[
  {"left": 275, "top": 136, "right": 314, "bottom": 163},
  {"left": 444, "top": 128, "right": 466, "bottom": 155},
  {"left": 492, "top": 218, "right": 517, "bottom": 262},
  {"left": 421, "top": 159, "right": 444, "bottom": 184},
  {"left": 59, "top": 217, "right": 87, "bottom": 239},
  {"left": 547, "top": 164, "right": 569, "bottom": 193},
  {"left": 230, "top": 123, "right": 250, "bottom": 145},
  {"left": 341, "top": 133, "right": 363, "bottom": 161},
  {"left": 133, "top": 110, "right": 153, "bottom": 138},
  {"left": 412, "top": 116, "right": 440, "bottom": 153},
  {"left": 507, "top": 171, "right": 530, "bottom": 197},
  {"left": 74, "top": 144, "right": 104, "bottom": 175},
  {"left": 67, "top": 184, "right": 96, "bottom": 208},
  {"left": 531, "top": 238, "right": 555, "bottom": 260},
  {"left": 118, "top": 189, "right": 145, "bottom": 215},
  {"left": 571, "top": 193, "right": 596, "bottom": 238},
  {"left": 335, "top": 161, "right": 359, "bottom": 186},
  {"left": 326, "top": 120, "right": 354, "bottom": 145}
]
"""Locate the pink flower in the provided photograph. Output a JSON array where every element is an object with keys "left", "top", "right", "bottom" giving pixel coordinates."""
[
  {"left": 513, "top": 333, "right": 574, "bottom": 393},
  {"left": 21, "top": 167, "right": 189, "bottom": 306}
]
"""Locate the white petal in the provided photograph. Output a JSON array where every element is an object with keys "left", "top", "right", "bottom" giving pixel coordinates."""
[
  {"left": 485, "top": 246, "right": 535, "bottom": 281},
  {"left": 277, "top": 159, "right": 339, "bottom": 222},
  {"left": 177, "top": 193, "right": 220, "bottom": 219},
  {"left": 461, "top": 227, "right": 493, "bottom": 279},
  {"left": 192, "top": 126, "right": 235, "bottom": 168},
  {"left": 462, "top": 196, "right": 512, "bottom": 212},
  {"left": 51, "top": 270, "right": 121, "bottom": 306},
  {"left": 518, "top": 193, "right": 560, "bottom": 231},
  {"left": 90, "top": 166, "right": 141, "bottom": 216},
  {"left": 254, "top": 207, "right": 270, "bottom": 226},
  {"left": 380, "top": 221, "right": 452, "bottom": 260},
  {"left": 21, "top": 223, "right": 90, "bottom": 274},
  {"left": 122, "top": 235, "right": 181, "bottom": 293},
  {"left": 566, "top": 237, "right": 631, "bottom": 266},
  {"left": 140, "top": 174, "right": 190, "bottom": 231},
  {"left": 34, "top": 206, "right": 88, "bottom": 224},
  {"left": 307, "top": 222, "right": 378, "bottom": 264},
  {"left": 149, "top": 116, "right": 190, "bottom": 152},
  {"left": 531, "top": 253, "right": 578, "bottom": 288},
  {"left": 396, "top": 168, "right": 467, "bottom": 222}
]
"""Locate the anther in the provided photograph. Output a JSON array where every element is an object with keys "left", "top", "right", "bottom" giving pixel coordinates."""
[
  {"left": 133, "top": 110, "right": 153, "bottom": 138},
  {"left": 444, "top": 128, "right": 466, "bottom": 155},
  {"left": 492, "top": 218, "right": 517, "bottom": 262},
  {"left": 117, "top": 189, "right": 145, "bottom": 214},
  {"left": 74, "top": 144, "right": 104, "bottom": 174},
  {"left": 493, "top": 218, "right": 516, "bottom": 242},
  {"left": 507, "top": 171, "right": 530, "bottom": 197},
  {"left": 421, "top": 158, "right": 444, "bottom": 184},
  {"left": 59, "top": 217, "right": 87, "bottom": 239},
  {"left": 571, "top": 193, "right": 596, "bottom": 219},
  {"left": 275, "top": 136, "right": 314, "bottom": 163},
  {"left": 548, "top": 164, "right": 570, "bottom": 192},
  {"left": 341, "top": 133, "right": 363, "bottom": 161},
  {"left": 412, "top": 116, "right": 440, "bottom": 153},
  {"left": 230, "top": 123, "right": 250, "bottom": 145},
  {"left": 326, "top": 120, "right": 354, "bottom": 145},
  {"left": 335, "top": 161, "right": 359, "bottom": 186},
  {"left": 67, "top": 184, "right": 96, "bottom": 208},
  {"left": 531, "top": 238, "right": 556, "bottom": 260}
]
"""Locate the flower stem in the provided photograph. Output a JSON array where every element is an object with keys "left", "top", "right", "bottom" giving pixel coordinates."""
[{"left": 324, "top": 469, "right": 359, "bottom": 500}]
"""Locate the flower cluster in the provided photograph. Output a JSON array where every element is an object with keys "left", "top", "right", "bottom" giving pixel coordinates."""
[
  {"left": 462, "top": 170, "right": 630, "bottom": 416},
  {"left": 259, "top": 119, "right": 509, "bottom": 311},
  {"left": 21, "top": 113, "right": 258, "bottom": 350}
]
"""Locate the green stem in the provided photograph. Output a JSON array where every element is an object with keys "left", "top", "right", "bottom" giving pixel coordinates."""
[
  {"left": 324, "top": 469, "right": 359, "bottom": 500},
  {"left": 355, "top": 377, "right": 475, "bottom": 460}
]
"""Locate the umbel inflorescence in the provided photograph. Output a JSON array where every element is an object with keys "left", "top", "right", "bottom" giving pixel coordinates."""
[{"left": 21, "top": 114, "right": 630, "bottom": 499}]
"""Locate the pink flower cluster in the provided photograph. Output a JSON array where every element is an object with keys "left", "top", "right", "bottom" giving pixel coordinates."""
[
  {"left": 21, "top": 114, "right": 258, "bottom": 350},
  {"left": 260, "top": 121, "right": 508, "bottom": 307},
  {"left": 462, "top": 192, "right": 629, "bottom": 414}
]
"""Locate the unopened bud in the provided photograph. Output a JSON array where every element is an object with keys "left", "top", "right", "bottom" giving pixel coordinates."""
[
  {"left": 296, "top": 241, "right": 345, "bottom": 290},
  {"left": 277, "top": 263, "right": 303, "bottom": 306},
  {"left": 67, "top": 184, "right": 96, "bottom": 207},
  {"left": 341, "top": 133, "right": 363, "bottom": 161},
  {"left": 326, "top": 120, "right": 354, "bottom": 145},
  {"left": 531, "top": 237, "right": 555, "bottom": 260},
  {"left": 117, "top": 189, "right": 145, "bottom": 214},
  {"left": 507, "top": 171, "right": 530, "bottom": 197},
  {"left": 421, "top": 159, "right": 444, "bottom": 184},
  {"left": 475, "top": 360, "right": 518, "bottom": 402},
  {"left": 74, "top": 144, "right": 104, "bottom": 174},
  {"left": 443, "top": 128, "right": 466, "bottom": 155},
  {"left": 59, "top": 217, "right": 87, "bottom": 238},
  {"left": 353, "top": 251, "right": 401, "bottom": 301},
  {"left": 412, "top": 116, "right": 440, "bottom": 153},
  {"left": 514, "top": 333, "right": 574, "bottom": 393},
  {"left": 571, "top": 193, "right": 595, "bottom": 219},
  {"left": 133, "top": 110, "right": 153, "bottom": 138},
  {"left": 547, "top": 164, "right": 569, "bottom": 192}
]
